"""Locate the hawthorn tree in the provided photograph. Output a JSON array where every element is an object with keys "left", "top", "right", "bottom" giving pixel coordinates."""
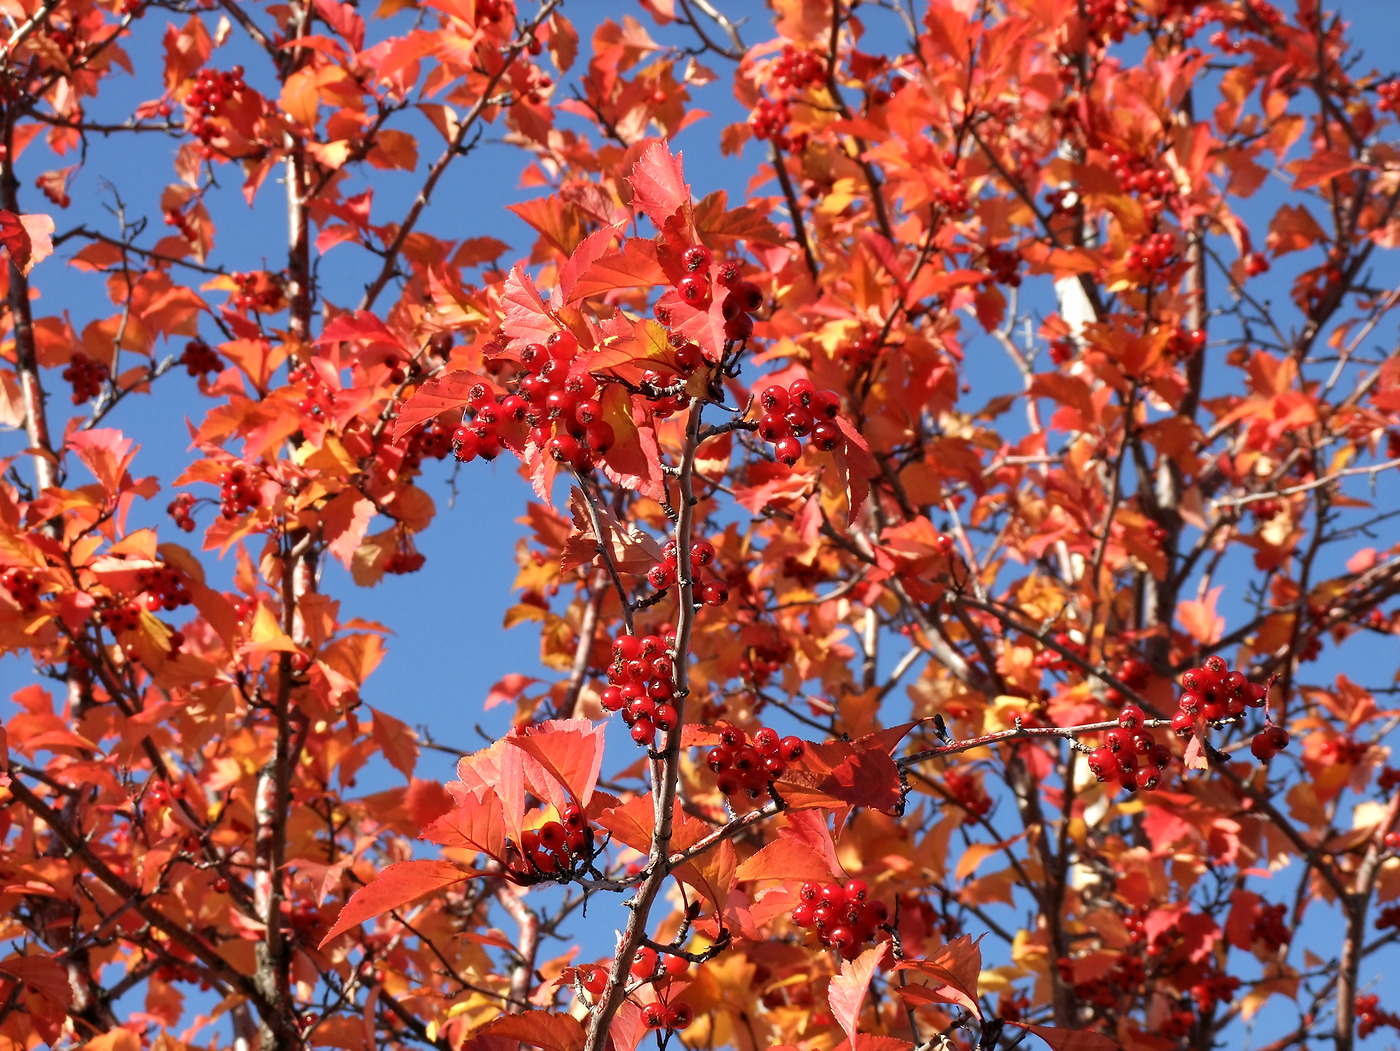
[{"left": 3, "top": 0, "right": 1400, "bottom": 1049}]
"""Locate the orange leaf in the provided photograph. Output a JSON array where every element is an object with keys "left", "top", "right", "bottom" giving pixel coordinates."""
[
  {"left": 828, "top": 943, "right": 888, "bottom": 1047},
  {"left": 0, "top": 210, "right": 54, "bottom": 275},
  {"left": 1176, "top": 586, "right": 1224, "bottom": 645},
  {"left": 477, "top": 1011, "right": 586, "bottom": 1051},
  {"left": 501, "top": 265, "right": 558, "bottom": 344},
  {"left": 319, "top": 859, "right": 474, "bottom": 947},
  {"left": 628, "top": 139, "right": 692, "bottom": 234},
  {"left": 894, "top": 934, "right": 985, "bottom": 1019},
  {"left": 369, "top": 705, "right": 418, "bottom": 779},
  {"left": 734, "top": 836, "right": 836, "bottom": 884},
  {"left": 420, "top": 784, "right": 508, "bottom": 861},
  {"left": 392, "top": 370, "right": 495, "bottom": 443},
  {"left": 0, "top": 953, "right": 72, "bottom": 1008},
  {"left": 506, "top": 718, "right": 606, "bottom": 809},
  {"left": 561, "top": 485, "right": 665, "bottom": 575}
]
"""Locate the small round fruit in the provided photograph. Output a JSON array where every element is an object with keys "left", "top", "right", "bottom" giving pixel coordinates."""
[
  {"left": 631, "top": 947, "right": 659, "bottom": 980},
  {"left": 1118, "top": 704, "right": 1145, "bottom": 729},
  {"left": 779, "top": 736, "right": 805, "bottom": 761},
  {"left": 666, "top": 1002, "right": 694, "bottom": 1030},
  {"left": 682, "top": 245, "right": 712, "bottom": 272},
  {"left": 774, "top": 436, "right": 803, "bottom": 465},
  {"left": 677, "top": 274, "right": 709, "bottom": 304},
  {"left": 641, "top": 1003, "right": 667, "bottom": 1029}
]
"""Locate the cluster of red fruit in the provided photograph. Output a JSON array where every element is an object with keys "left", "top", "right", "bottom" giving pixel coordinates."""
[
  {"left": 383, "top": 546, "right": 426, "bottom": 575},
  {"left": 933, "top": 153, "right": 972, "bottom": 214},
  {"left": 1033, "top": 631, "right": 1088, "bottom": 671},
  {"left": 750, "top": 97, "right": 803, "bottom": 151},
  {"left": 771, "top": 45, "right": 826, "bottom": 91},
  {"left": 1081, "top": 0, "right": 1134, "bottom": 44},
  {"left": 98, "top": 599, "right": 145, "bottom": 634},
  {"left": 754, "top": 379, "right": 844, "bottom": 466},
  {"left": 980, "top": 244, "right": 1021, "bottom": 288},
  {"left": 706, "top": 725, "right": 804, "bottom": 800},
  {"left": 1164, "top": 326, "right": 1206, "bottom": 358},
  {"left": 218, "top": 465, "right": 263, "bottom": 519},
  {"left": 790, "top": 879, "right": 888, "bottom": 958},
  {"left": 1356, "top": 994, "right": 1400, "bottom": 1039},
  {"left": 289, "top": 362, "right": 336, "bottom": 419},
  {"left": 1124, "top": 231, "right": 1178, "bottom": 278},
  {"left": 647, "top": 539, "right": 727, "bottom": 606},
  {"left": 185, "top": 66, "right": 246, "bottom": 144},
  {"left": 162, "top": 206, "right": 199, "bottom": 243},
  {"left": 1243, "top": 251, "right": 1270, "bottom": 277},
  {"left": 452, "top": 332, "right": 614, "bottom": 471},
  {"left": 62, "top": 353, "right": 109, "bottom": 404},
  {"left": 229, "top": 271, "right": 282, "bottom": 313},
  {"left": 1105, "top": 150, "right": 1177, "bottom": 201},
  {"left": 399, "top": 420, "right": 454, "bottom": 472},
  {"left": 132, "top": 565, "right": 192, "bottom": 613},
  {"left": 1085, "top": 704, "right": 1174, "bottom": 792},
  {"left": 511, "top": 803, "right": 591, "bottom": 877},
  {"left": 1378, "top": 80, "right": 1400, "bottom": 113},
  {"left": 1249, "top": 901, "right": 1289, "bottom": 952},
  {"left": 1169, "top": 655, "right": 1267, "bottom": 730},
  {"left": 1, "top": 567, "right": 41, "bottom": 613},
  {"left": 575, "top": 949, "right": 693, "bottom": 1030},
  {"left": 672, "top": 244, "right": 764, "bottom": 344},
  {"left": 181, "top": 338, "right": 221, "bottom": 378},
  {"left": 601, "top": 633, "right": 679, "bottom": 748}
]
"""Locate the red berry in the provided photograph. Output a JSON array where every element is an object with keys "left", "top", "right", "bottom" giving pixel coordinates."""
[
  {"left": 1118, "top": 704, "right": 1145, "bottom": 729},
  {"left": 682, "top": 245, "right": 712, "bottom": 272},
  {"left": 641, "top": 1003, "right": 667, "bottom": 1029},
  {"left": 666, "top": 1002, "right": 694, "bottom": 1030},
  {"left": 631, "top": 947, "right": 659, "bottom": 980},
  {"left": 677, "top": 274, "right": 709, "bottom": 304},
  {"left": 774, "top": 436, "right": 803, "bottom": 465}
]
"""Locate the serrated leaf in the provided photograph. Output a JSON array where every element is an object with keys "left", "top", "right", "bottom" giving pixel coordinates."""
[
  {"left": 829, "top": 943, "right": 888, "bottom": 1047},
  {"left": 319, "top": 859, "right": 474, "bottom": 947},
  {"left": 477, "top": 1011, "right": 586, "bottom": 1051},
  {"left": 628, "top": 139, "right": 691, "bottom": 233}
]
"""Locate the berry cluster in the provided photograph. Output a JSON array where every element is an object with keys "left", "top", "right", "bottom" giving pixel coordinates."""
[
  {"left": 754, "top": 379, "right": 844, "bottom": 465},
  {"left": 1048, "top": 337, "right": 1076, "bottom": 365},
  {"left": 453, "top": 332, "right": 615, "bottom": 471},
  {"left": 1356, "top": 995, "right": 1400, "bottom": 1039},
  {"left": 772, "top": 45, "right": 825, "bottom": 91},
  {"left": 1082, "top": 0, "right": 1133, "bottom": 44},
  {"left": 575, "top": 949, "right": 693, "bottom": 1029},
  {"left": 942, "top": 766, "right": 992, "bottom": 819},
  {"left": 1033, "top": 630, "right": 1088, "bottom": 671},
  {"left": 400, "top": 420, "right": 454, "bottom": 471},
  {"left": 1249, "top": 901, "right": 1289, "bottom": 952},
  {"left": 1165, "top": 326, "right": 1206, "bottom": 358},
  {"left": 981, "top": 244, "right": 1021, "bottom": 288},
  {"left": 1169, "top": 655, "right": 1267, "bottom": 735},
  {"left": 707, "top": 725, "right": 804, "bottom": 800},
  {"left": 99, "top": 599, "right": 144, "bottom": 634},
  {"left": 1249, "top": 723, "right": 1290, "bottom": 762},
  {"left": 229, "top": 271, "right": 283, "bottom": 313},
  {"left": 1085, "top": 704, "right": 1174, "bottom": 792},
  {"left": 671, "top": 243, "right": 764, "bottom": 343},
  {"left": 750, "top": 98, "right": 804, "bottom": 151},
  {"left": 1124, "top": 231, "right": 1177, "bottom": 279},
  {"left": 1, "top": 567, "right": 41, "bottom": 613},
  {"left": 932, "top": 152, "right": 972, "bottom": 214},
  {"left": 186, "top": 66, "right": 246, "bottom": 144},
  {"left": 163, "top": 207, "right": 199, "bottom": 245},
  {"left": 135, "top": 565, "right": 192, "bottom": 612},
  {"left": 512, "top": 803, "right": 591, "bottom": 877},
  {"left": 790, "top": 879, "right": 888, "bottom": 958},
  {"left": 648, "top": 538, "right": 728, "bottom": 606},
  {"left": 601, "top": 633, "right": 679, "bottom": 748},
  {"left": 1106, "top": 150, "right": 1176, "bottom": 202},
  {"left": 218, "top": 465, "right": 263, "bottom": 519},
  {"left": 383, "top": 550, "right": 425, "bottom": 575},
  {"left": 63, "top": 353, "right": 109, "bottom": 404},
  {"left": 1379, "top": 80, "right": 1400, "bottom": 113},
  {"left": 181, "top": 338, "right": 222, "bottom": 378},
  {"left": 289, "top": 362, "right": 336, "bottom": 419}
]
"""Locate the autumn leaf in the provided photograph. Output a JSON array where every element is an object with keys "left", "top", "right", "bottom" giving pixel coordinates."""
[
  {"left": 505, "top": 718, "right": 606, "bottom": 809},
  {"left": 0, "top": 210, "right": 55, "bottom": 275},
  {"left": 476, "top": 1011, "right": 585, "bottom": 1051},
  {"left": 393, "top": 370, "right": 495, "bottom": 443},
  {"left": 828, "top": 943, "right": 888, "bottom": 1047},
  {"left": 369, "top": 705, "right": 418, "bottom": 779},
  {"left": 561, "top": 485, "right": 664, "bottom": 574},
  {"left": 628, "top": 139, "right": 692, "bottom": 235},
  {"left": 894, "top": 935, "right": 985, "bottom": 1018},
  {"left": 319, "top": 859, "right": 475, "bottom": 947}
]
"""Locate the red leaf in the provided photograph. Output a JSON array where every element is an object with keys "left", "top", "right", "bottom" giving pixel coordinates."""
[
  {"left": 894, "top": 935, "right": 985, "bottom": 1019},
  {"left": 0, "top": 210, "right": 54, "bottom": 275},
  {"left": 420, "top": 784, "right": 508, "bottom": 860},
  {"left": 369, "top": 705, "right": 418, "bottom": 779},
  {"left": 561, "top": 485, "right": 664, "bottom": 575},
  {"left": 558, "top": 224, "right": 624, "bottom": 303},
  {"left": 477, "top": 1011, "right": 586, "bottom": 1051},
  {"left": 734, "top": 836, "right": 836, "bottom": 884},
  {"left": 628, "top": 139, "right": 692, "bottom": 234},
  {"left": 567, "top": 238, "right": 669, "bottom": 304},
  {"left": 0, "top": 953, "right": 72, "bottom": 1008},
  {"left": 828, "top": 943, "right": 888, "bottom": 1046},
  {"left": 319, "top": 859, "right": 474, "bottom": 947},
  {"left": 501, "top": 265, "right": 558, "bottom": 344},
  {"left": 392, "top": 370, "right": 495, "bottom": 443},
  {"left": 506, "top": 717, "right": 607, "bottom": 809},
  {"left": 1004, "top": 1021, "right": 1120, "bottom": 1050}
]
